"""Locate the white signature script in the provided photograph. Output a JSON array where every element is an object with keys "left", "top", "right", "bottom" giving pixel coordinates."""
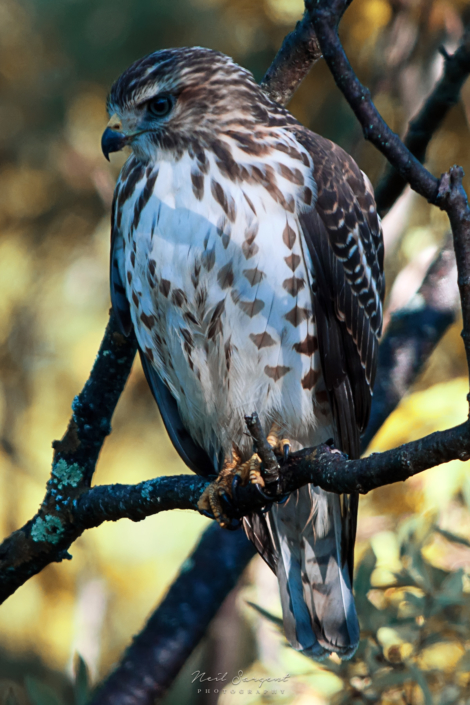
[{"left": 191, "top": 670, "right": 291, "bottom": 687}]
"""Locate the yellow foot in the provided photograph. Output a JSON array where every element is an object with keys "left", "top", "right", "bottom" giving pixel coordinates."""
[
  {"left": 266, "top": 434, "right": 292, "bottom": 462},
  {"left": 197, "top": 454, "right": 262, "bottom": 528}
]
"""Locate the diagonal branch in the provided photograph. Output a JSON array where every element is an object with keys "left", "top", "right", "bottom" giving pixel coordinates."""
[
  {"left": 1, "top": 3, "right": 469, "bottom": 702},
  {"left": 363, "top": 236, "right": 459, "bottom": 448},
  {"left": 375, "top": 30, "right": 470, "bottom": 216},
  {"left": 310, "top": 0, "right": 440, "bottom": 203},
  {"left": 0, "top": 313, "right": 136, "bottom": 604},
  {"left": 88, "top": 525, "right": 255, "bottom": 705},
  {"left": 260, "top": 10, "right": 322, "bottom": 106},
  {"left": 310, "top": 0, "right": 470, "bottom": 377}
]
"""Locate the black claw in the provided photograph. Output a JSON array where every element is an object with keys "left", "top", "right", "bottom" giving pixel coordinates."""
[
  {"left": 220, "top": 490, "right": 235, "bottom": 514},
  {"left": 199, "top": 508, "right": 215, "bottom": 520},
  {"left": 225, "top": 516, "right": 243, "bottom": 530},
  {"left": 231, "top": 475, "right": 241, "bottom": 504},
  {"left": 276, "top": 493, "right": 289, "bottom": 505},
  {"left": 283, "top": 443, "right": 290, "bottom": 463},
  {"left": 254, "top": 482, "right": 289, "bottom": 508},
  {"left": 254, "top": 484, "right": 275, "bottom": 502}
]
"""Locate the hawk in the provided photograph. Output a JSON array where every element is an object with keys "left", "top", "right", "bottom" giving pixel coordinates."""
[{"left": 102, "top": 47, "right": 384, "bottom": 660}]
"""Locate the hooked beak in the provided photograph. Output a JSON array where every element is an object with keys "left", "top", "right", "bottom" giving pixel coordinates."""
[{"left": 101, "top": 114, "right": 129, "bottom": 161}]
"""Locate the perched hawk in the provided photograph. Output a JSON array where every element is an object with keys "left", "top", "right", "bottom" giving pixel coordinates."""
[{"left": 102, "top": 47, "right": 384, "bottom": 660}]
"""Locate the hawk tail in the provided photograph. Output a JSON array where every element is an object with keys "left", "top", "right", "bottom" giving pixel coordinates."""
[{"left": 246, "top": 484, "right": 359, "bottom": 660}]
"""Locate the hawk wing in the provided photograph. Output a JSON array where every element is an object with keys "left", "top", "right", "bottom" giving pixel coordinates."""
[
  {"left": 110, "top": 161, "right": 215, "bottom": 477},
  {"left": 295, "top": 129, "right": 384, "bottom": 580},
  {"left": 294, "top": 129, "right": 384, "bottom": 455},
  {"left": 244, "top": 133, "right": 384, "bottom": 606}
]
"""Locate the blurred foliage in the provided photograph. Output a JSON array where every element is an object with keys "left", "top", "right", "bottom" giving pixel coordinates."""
[{"left": 0, "top": 0, "right": 470, "bottom": 702}]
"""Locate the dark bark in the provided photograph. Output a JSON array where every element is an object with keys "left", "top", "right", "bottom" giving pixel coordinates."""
[
  {"left": 309, "top": 0, "right": 440, "bottom": 204},
  {"left": 375, "top": 30, "right": 470, "bottom": 216},
  {"left": 363, "top": 237, "right": 459, "bottom": 448},
  {"left": 260, "top": 11, "right": 322, "bottom": 106},
  {"left": 0, "top": 313, "right": 136, "bottom": 605},
  {"left": 1, "top": 2, "right": 469, "bottom": 703},
  {"left": 310, "top": 0, "right": 470, "bottom": 375},
  {"left": 88, "top": 525, "right": 255, "bottom": 705}
]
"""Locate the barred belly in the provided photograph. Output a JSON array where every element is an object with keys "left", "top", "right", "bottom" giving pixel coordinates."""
[{"left": 116, "top": 147, "right": 334, "bottom": 467}]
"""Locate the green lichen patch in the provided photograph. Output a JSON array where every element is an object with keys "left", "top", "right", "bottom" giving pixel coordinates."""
[
  {"left": 141, "top": 481, "right": 155, "bottom": 502},
  {"left": 52, "top": 459, "right": 84, "bottom": 489},
  {"left": 31, "top": 515, "right": 64, "bottom": 544}
]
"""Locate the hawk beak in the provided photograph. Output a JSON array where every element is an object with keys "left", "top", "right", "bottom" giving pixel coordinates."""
[{"left": 102, "top": 114, "right": 128, "bottom": 161}]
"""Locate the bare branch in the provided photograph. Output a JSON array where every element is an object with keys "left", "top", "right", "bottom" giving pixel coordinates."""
[
  {"left": 309, "top": 1, "right": 470, "bottom": 381},
  {"left": 309, "top": 0, "right": 440, "bottom": 203},
  {"left": 363, "top": 237, "right": 459, "bottom": 448},
  {"left": 0, "top": 313, "right": 136, "bottom": 604},
  {"left": 260, "top": 11, "right": 322, "bottom": 106},
  {"left": 376, "top": 30, "right": 470, "bottom": 216},
  {"left": 88, "top": 525, "right": 255, "bottom": 705}
]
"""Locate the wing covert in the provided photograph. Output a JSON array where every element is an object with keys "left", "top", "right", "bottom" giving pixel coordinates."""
[{"left": 294, "top": 129, "right": 384, "bottom": 454}]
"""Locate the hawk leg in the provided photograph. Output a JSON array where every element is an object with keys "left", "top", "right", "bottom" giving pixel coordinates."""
[
  {"left": 198, "top": 430, "right": 292, "bottom": 528},
  {"left": 266, "top": 433, "right": 291, "bottom": 463},
  {"left": 197, "top": 454, "right": 262, "bottom": 528}
]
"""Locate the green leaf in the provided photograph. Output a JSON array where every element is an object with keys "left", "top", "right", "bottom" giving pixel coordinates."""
[
  {"left": 246, "top": 601, "right": 283, "bottom": 629},
  {"left": 73, "top": 654, "right": 90, "bottom": 705},
  {"left": 406, "top": 663, "right": 433, "bottom": 705},
  {"left": 434, "top": 526, "right": 470, "bottom": 549},
  {"left": 4, "top": 689, "right": 20, "bottom": 705},
  {"left": 24, "top": 677, "right": 63, "bottom": 705}
]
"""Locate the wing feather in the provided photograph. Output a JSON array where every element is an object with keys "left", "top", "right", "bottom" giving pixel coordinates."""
[{"left": 293, "top": 129, "right": 384, "bottom": 584}]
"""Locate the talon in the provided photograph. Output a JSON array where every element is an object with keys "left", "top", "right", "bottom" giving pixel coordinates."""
[
  {"left": 225, "top": 516, "right": 242, "bottom": 531},
  {"left": 281, "top": 439, "right": 291, "bottom": 462},
  {"left": 231, "top": 474, "right": 241, "bottom": 504},
  {"left": 276, "top": 493, "right": 290, "bottom": 505},
  {"left": 220, "top": 489, "right": 236, "bottom": 515},
  {"left": 199, "top": 508, "right": 215, "bottom": 519},
  {"left": 255, "top": 483, "right": 274, "bottom": 502}
]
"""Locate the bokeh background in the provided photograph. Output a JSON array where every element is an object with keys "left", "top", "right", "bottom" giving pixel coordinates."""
[{"left": 1, "top": 0, "right": 470, "bottom": 703}]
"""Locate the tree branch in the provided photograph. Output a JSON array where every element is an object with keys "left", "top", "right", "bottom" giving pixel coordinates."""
[
  {"left": 0, "top": 313, "right": 136, "bottom": 605},
  {"left": 375, "top": 30, "right": 470, "bottom": 216},
  {"left": 2, "top": 3, "right": 469, "bottom": 702},
  {"left": 309, "top": 0, "right": 470, "bottom": 377},
  {"left": 88, "top": 525, "right": 255, "bottom": 705},
  {"left": 260, "top": 11, "right": 322, "bottom": 106},
  {"left": 310, "top": 0, "right": 440, "bottom": 203},
  {"left": 363, "top": 237, "right": 459, "bottom": 448}
]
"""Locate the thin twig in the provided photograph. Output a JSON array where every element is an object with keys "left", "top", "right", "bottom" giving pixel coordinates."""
[
  {"left": 376, "top": 29, "right": 470, "bottom": 216},
  {"left": 244, "top": 412, "right": 280, "bottom": 481}
]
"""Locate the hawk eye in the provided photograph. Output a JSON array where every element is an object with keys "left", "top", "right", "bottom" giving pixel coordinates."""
[{"left": 148, "top": 95, "right": 173, "bottom": 118}]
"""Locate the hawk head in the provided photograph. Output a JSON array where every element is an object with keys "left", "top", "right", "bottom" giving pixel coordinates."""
[{"left": 102, "top": 47, "right": 277, "bottom": 163}]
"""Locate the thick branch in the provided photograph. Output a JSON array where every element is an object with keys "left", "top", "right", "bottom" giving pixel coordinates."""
[
  {"left": 376, "top": 31, "right": 470, "bottom": 216},
  {"left": 88, "top": 525, "right": 255, "bottom": 705},
  {"left": 2, "top": 4, "right": 469, "bottom": 701},
  {"left": 260, "top": 11, "right": 322, "bottom": 106},
  {"left": 0, "top": 312, "right": 136, "bottom": 604},
  {"left": 51, "top": 419, "right": 470, "bottom": 523}
]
